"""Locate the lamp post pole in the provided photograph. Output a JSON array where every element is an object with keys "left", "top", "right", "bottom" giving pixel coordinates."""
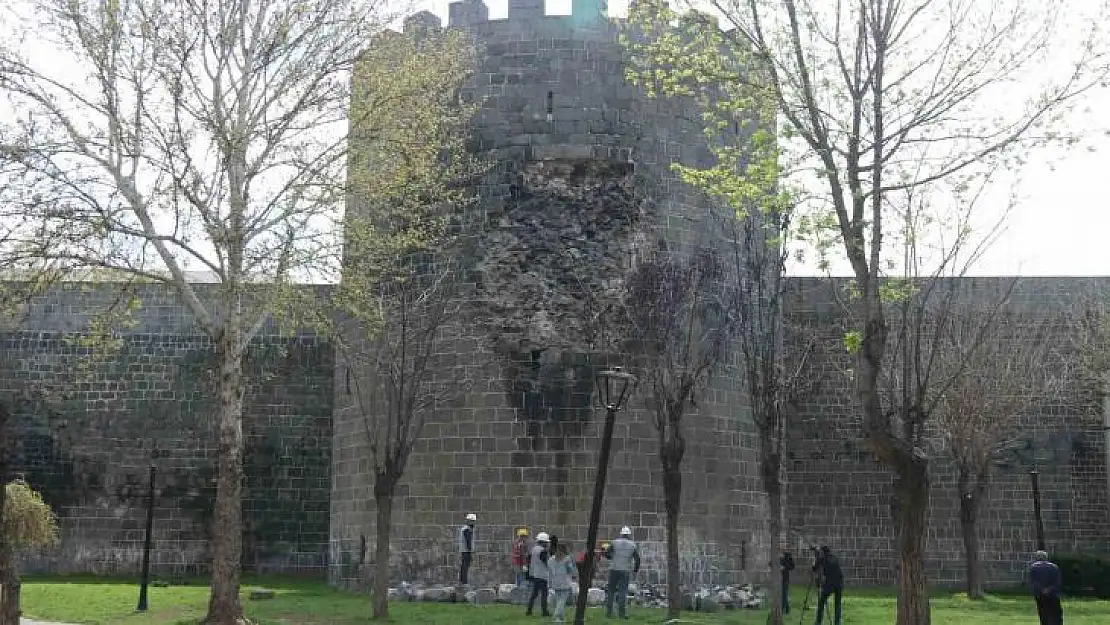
[
  {"left": 573, "top": 404, "right": 619, "bottom": 625},
  {"left": 1029, "top": 470, "right": 1046, "bottom": 551},
  {"left": 136, "top": 461, "right": 157, "bottom": 612},
  {"left": 573, "top": 367, "right": 636, "bottom": 625}
]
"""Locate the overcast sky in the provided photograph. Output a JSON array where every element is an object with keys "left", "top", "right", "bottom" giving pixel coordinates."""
[
  {"left": 4, "top": 0, "right": 1106, "bottom": 280},
  {"left": 408, "top": 0, "right": 1110, "bottom": 278}
]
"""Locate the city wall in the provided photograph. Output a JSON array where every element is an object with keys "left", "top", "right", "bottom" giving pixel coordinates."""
[{"left": 1, "top": 284, "right": 333, "bottom": 577}]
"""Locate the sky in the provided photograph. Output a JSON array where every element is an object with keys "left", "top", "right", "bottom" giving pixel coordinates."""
[
  {"left": 407, "top": 0, "right": 1110, "bottom": 278},
  {"left": 2, "top": 0, "right": 1108, "bottom": 280}
]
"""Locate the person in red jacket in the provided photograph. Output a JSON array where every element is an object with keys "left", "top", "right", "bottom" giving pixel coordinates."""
[{"left": 512, "top": 527, "right": 531, "bottom": 587}]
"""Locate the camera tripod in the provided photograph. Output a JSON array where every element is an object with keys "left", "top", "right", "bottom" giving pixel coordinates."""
[{"left": 797, "top": 571, "right": 828, "bottom": 625}]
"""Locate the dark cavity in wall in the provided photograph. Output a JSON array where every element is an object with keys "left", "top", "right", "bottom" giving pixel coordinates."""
[{"left": 473, "top": 158, "right": 644, "bottom": 428}]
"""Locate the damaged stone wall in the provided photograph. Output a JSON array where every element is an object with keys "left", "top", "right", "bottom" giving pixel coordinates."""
[
  {"left": 480, "top": 159, "right": 646, "bottom": 423},
  {"left": 330, "top": 5, "right": 762, "bottom": 592}
]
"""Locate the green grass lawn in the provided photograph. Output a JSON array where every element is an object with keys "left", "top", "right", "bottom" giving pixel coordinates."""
[{"left": 17, "top": 577, "right": 1110, "bottom": 624}]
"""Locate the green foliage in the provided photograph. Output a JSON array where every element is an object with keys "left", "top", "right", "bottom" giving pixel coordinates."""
[
  {"left": 1055, "top": 554, "right": 1110, "bottom": 598},
  {"left": 843, "top": 330, "right": 863, "bottom": 355},
  {"left": 2, "top": 479, "right": 59, "bottom": 550},
  {"left": 337, "top": 26, "right": 483, "bottom": 338},
  {"left": 62, "top": 292, "right": 143, "bottom": 380},
  {"left": 879, "top": 279, "right": 918, "bottom": 304},
  {"left": 622, "top": 0, "right": 792, "bottom": 224}
]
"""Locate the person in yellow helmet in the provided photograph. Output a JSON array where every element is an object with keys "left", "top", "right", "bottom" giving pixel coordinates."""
[{"left": 512, "top": 527, "right": 531, "bottom": 587}]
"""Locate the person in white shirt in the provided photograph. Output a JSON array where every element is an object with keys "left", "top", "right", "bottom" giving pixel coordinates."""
[
  {"left": 457, "top": 513, "right": 477, "bottom": 585},
  {"left": 525, "top": 531, "right": 551, "bottom": 617},
  {"left": 603, "top": 526, "right": 641, "bottom": 619}
]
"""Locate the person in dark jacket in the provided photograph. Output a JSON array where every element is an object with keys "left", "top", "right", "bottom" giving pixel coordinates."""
[
  {"left": 780, "top": 551, "right": 796, "bottom": 615},
  {"left": 812, "top": 546, "right": 844, "bottom": 625},
  {"left": 1028, "top": 550, "right": 1063, "bottom": 625}
]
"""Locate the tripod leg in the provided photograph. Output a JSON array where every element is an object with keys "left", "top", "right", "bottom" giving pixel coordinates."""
[{"left": 798, "top": 581, "right": 813, "bottom": 625}]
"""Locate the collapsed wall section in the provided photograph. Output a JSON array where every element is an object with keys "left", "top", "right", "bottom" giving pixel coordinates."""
[{"left": 330, "top": 4, "right": 763, "bottom": 589}]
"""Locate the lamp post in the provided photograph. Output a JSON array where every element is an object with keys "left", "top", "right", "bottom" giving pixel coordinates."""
[
  {"left": 1029, "top": 469, "right": 1046, "bottom": 551},
  {"left": 573, "top": 366, "right": 637, "bottom": 625},
  {"left": 136, "top": 456, "right": 157, "bottom": 612}
]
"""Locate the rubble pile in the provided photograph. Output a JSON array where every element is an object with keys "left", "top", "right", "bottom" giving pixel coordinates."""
[{"left": 385, "top": 580, "right": 767, "bottom": 612}]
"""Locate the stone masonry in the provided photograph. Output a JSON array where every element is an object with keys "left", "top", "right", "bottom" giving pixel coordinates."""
[
  {"left": 0, "top": 4, "right": 1107, "bottom": 594},
  {"left": 785, "top": 277, "right": 1110, "bottom": 587},
  {"left": 329, "top": 0, "right": 762, "bottom": 590},
  {"left": 329, "top": 0, "right": 1110, "bottom": 593},
  {"left": 1, "top": 283, "right": 333, "bottom": 577}
]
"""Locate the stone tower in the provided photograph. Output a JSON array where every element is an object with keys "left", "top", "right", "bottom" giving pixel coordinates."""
[{"left": 329, "top": 0, "right": 764, "bottom": 589}]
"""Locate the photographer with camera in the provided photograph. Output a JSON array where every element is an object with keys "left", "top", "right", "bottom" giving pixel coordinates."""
[{"left": 810, "top": 545, "right": 844, "bottom": 625}]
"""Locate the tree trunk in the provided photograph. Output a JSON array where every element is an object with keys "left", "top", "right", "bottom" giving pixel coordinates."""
[
  {"left": 0, "top": 402, "right": 17, "bottom": 625},
  {"left": 0, "top": 541, "right": 18, "bottom": 625},
  {"left": 765, "top": 469, "right": 785, "bottom": 625},
  {"left": 372, "top": 477, "right": 395, "bottom": 621},
  {"left": 662, "top": 441, "right": 683, "bottom": 620},
  {"left": 893, "top": 460, "right": 931, "bottom": 625},
  {"left": 203, "top": 334, "right": 248, "bottom": 625},
  {"left": 957, "top": 469, "right": 985, "bottom": 600}
]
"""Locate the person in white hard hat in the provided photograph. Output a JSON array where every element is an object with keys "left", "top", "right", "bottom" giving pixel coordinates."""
[
  {"left": 525, "top": 531, "right": 551, "bottom": 617},
  {"left": 457, "top": 513, "right": 477, "bottom": 585},
  {"left": 603, "top": 526, "right": 641, "bottom": 619}
]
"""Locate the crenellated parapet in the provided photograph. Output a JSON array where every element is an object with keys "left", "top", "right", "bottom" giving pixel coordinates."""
[
  {"left": 448, "top": 0, "right": 489, "bottom": 28},
  {"left": 444, "top": 0, "right": 611, "bottom": 31}
]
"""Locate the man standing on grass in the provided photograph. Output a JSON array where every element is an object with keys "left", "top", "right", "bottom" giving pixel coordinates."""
[
  {"left": 812, "top": 545, "right": 843, "bottom": 625},
  {"left": 1028, "top": 550, "right": 1063, "bottom": 625},
  {"left": 780, "top": 550, "right": 795, "bottom": 615},
  {"left": 526, "top": 532, "right": 551, "bottom": 617},
  {"left": 603, "top": 526, "right": 641, "bottom": 620},
  {"left": 458, "top": 513, "right": 477, "bottom": 586}
]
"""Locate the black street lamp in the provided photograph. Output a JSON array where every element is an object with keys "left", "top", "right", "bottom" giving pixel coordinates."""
[
  {"left": 573, "top": 366, "right": 637, "bottom": 625},
  {"left": 136, "top": 457, "right": 157, "bottom": 612}
]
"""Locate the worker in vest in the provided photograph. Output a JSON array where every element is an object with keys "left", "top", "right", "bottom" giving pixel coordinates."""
[
  {"left": 603, "top": 526, "right": 641, "bottom": 619},
  {"left": 512, "top": 527, "right": 531, "bottom": 587},
  {"left": 457, "top": 513, "right": 477, "bottom": 585}
]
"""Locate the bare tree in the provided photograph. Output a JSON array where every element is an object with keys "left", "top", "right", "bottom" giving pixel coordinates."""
[
  {"left": 933, "top": 311, "right": 1068, "bottom": 600},
  {"left": 338, "top": 254, "right": 468, "bottom": 620},
  {"left": 719, "top": 209, "right": 816, "bottom": 625},
  {"left": 0, "top": 1, "right": 414, "bottom": 621},
  {"left": 625, "top": 1, "right": 1108, "bottom": 621},
  {"left": 622, "top": 247, "right": 731, "bottom": 620},
  {"left": 850, "top": 176, "right": 1017, "bottom": 613},
  {"left": 337, "top": 22, "right": 481, "bottom": 621}
]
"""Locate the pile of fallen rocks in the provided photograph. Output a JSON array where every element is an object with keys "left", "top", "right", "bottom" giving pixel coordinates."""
[
  {"left": 385, "top": 580, "right": 766, "bottom": 613},
  {"left": 627, "top": 583, "right": 765, "bottom": 612}
]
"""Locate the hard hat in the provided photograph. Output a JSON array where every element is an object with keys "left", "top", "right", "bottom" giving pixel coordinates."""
[
  {"left": 517, "top": 528, "right": 529, "bottom": 537},
  {"left": 620, "top": 526, "right": 632, "bottom": 536},
  {"left": 466, "top": 513, "right": 477, "bottom": 522},
  {"left": 536, "top": 532, "right": 550, "bottom": 542}
]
